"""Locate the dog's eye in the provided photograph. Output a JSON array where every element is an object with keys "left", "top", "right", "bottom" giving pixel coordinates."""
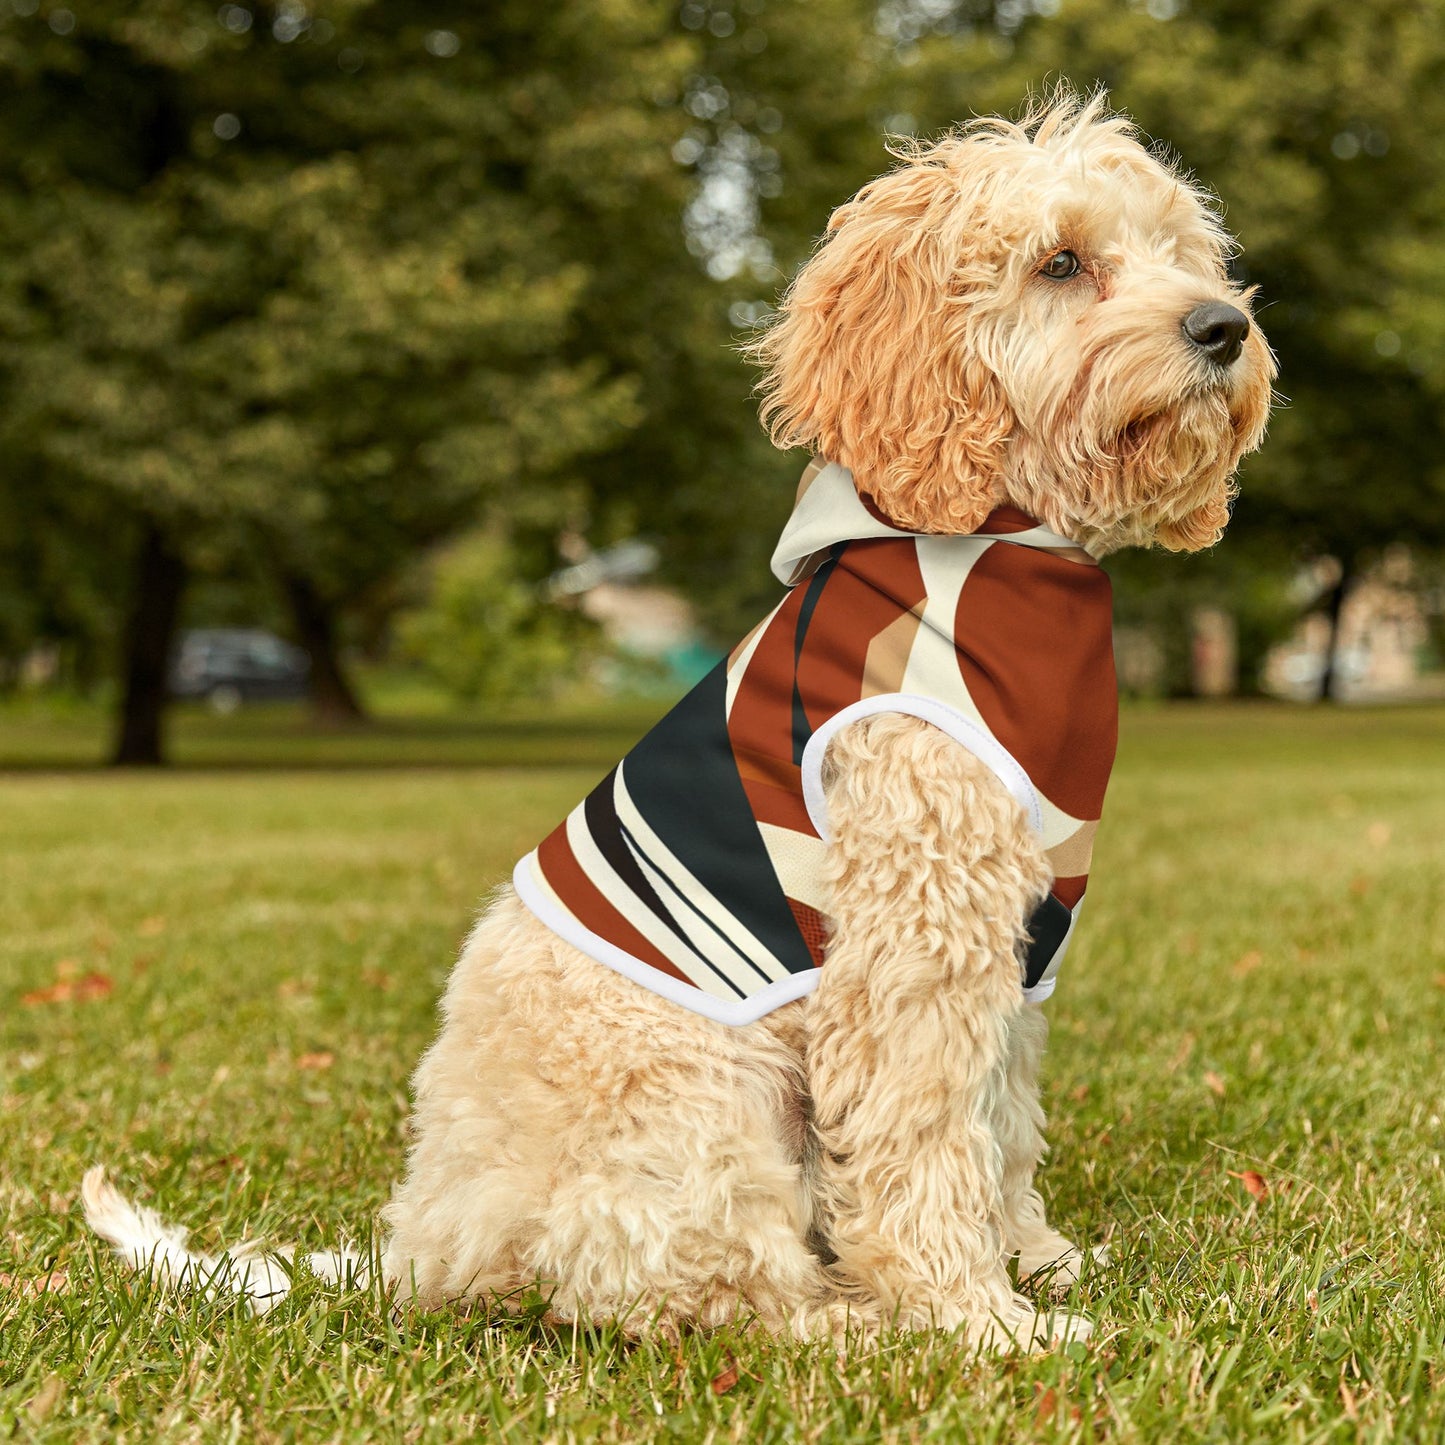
[{"left": 1040, "top": 250, "right": 1081, "bottom": 280}]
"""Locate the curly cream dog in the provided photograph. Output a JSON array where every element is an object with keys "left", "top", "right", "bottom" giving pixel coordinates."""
[{"left": 85, "top": 92, "right": 1273, "bottom": 1350}]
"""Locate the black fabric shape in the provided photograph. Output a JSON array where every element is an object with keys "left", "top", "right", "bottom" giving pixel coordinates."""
[{"left": 623, "top": 660, "right": 816, "bottom": 976}]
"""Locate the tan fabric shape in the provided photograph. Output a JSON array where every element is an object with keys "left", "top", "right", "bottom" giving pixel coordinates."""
[
  {"left": 795, "top": 456, "right": 827, "bottom": 505},
  {"left": 861, "top": 605, "right": 924, "bottom": 698},
  {"left": 1044, "top": 819, "right": 1099, "bottom": 880}
]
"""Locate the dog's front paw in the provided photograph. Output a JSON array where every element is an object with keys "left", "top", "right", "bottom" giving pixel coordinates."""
[
  {"left": 972, "top": 1294, "right": 1093, "bottom": 1353},
  {"left": 1017, "top": 1240, "right": 1110, "bottom": 1293}
]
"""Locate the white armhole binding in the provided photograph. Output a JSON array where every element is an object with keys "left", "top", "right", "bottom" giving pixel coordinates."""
[{"left": 799, "top": 694, "right": 1044, "bottom": 842}]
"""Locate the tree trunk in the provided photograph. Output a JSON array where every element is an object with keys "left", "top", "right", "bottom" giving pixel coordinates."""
[
  {"left": 112, "top": 524, "right": 187, "bottom": 766},
  {"left": 1317, "top": 556, "right": 1355, "bottom": 703},
  {"left": 281, "top": 571, "right": 367, "bottom": 725}
]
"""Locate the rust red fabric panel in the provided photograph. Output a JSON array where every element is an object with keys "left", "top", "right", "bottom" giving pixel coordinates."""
[
  {"left": 974, "top": 506, "right": 1040, "bottom": 535},
  {"left": 952, "top": 543, "right": 1117, "bottom": 822},
  {"left": 1052, "top": 875, "right": 1089, "bottom": 910}
]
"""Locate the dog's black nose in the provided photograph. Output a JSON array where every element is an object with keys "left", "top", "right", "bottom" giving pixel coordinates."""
[{"left": 1182, "top": 302, "right": 1250, "bottom": 367}]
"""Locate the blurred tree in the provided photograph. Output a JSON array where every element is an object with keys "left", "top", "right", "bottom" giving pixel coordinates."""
[
  {"left": 0, "top": 0, "right": 702, "bottom": 758},
  {"left": 395, "top": 530, "right": 599, "bottom": 705},
  {"left": 572, "top": 0, "right": 892, "bottom": 637},
  {"left": 0, "top": 0, "right": 913, "bottom": 754}
]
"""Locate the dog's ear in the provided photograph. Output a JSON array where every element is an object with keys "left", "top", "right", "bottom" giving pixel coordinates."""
[{"left": 749, "top": 154, "right": 1013, "bottom": 534}]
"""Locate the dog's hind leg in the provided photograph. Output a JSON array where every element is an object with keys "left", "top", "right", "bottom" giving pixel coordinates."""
[
  {"left": 805, "top": 713, "right": 1091, "bottom": 1350},
  {"left": 383, "top": 891, "right": 833, "bottom": 1337}
]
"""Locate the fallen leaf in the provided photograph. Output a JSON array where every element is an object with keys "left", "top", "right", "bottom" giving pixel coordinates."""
[
  {"left": 21, "top": 983, "right": 69, "bottom": 1006},
  {"left": 1232, "top": 950, "right": 1263, "bottom": 977},
  {"left": 21, "top": 972, "right": 113, "bottom": 1007},
  {"left": 1204, "top": 1070, "right": 1227, "bottom": 1098},
  {"left": 1228, "top": 1169, "right": 1268, "bottom": 1201},
  {"left": 1070, "top": 1083, "right": 1090, "bottom": 1102},
  {"left": 138, "top": 915, "right": 167, "bottom": 937},
  {"left": 1348, "top": 875, "right": 1372, "bottom": 898},
  {"left": 295, "top": 1051, "right": 334, "bottom": 1071},
  {"left": 711, "top": 1358, "right": 740, "bottom": 1396},
  {"left": 1433, "top": 974, "right": 1445, "bottom": 990},
  {"left": 0, "top": 1268, "right": 70, "bottom": 1299},
  {"left": 1034, "top": 1385, "right": 1058, "bottom": 1425}
]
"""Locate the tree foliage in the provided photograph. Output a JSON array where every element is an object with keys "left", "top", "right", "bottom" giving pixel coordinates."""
[{"left": 0, "top": 1, "right": 709, "bottom": 751}]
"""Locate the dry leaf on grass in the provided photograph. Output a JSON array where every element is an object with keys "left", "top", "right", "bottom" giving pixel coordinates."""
[
  {"left": 0, "top": 1268, "right": 70, "bottom": 1299},
  {"left": 1034, "top": 1386, "right": 1058, "bottom": 1424},
  {"left": 1228, "top": 1169, "right": 1269, "bottom": 1201},
  {"left": 710, "top": 1357, "right": 740, "bottom": 1396},
  {"left": 295, "top": 1051, "right": 334, "bottom": 1071},
  {"left": 1204, "top": 1070, "right": 1227, "bottom": 1098},
  {"left": 21, "top": 971, "right": 114, "bottom": 1007}
]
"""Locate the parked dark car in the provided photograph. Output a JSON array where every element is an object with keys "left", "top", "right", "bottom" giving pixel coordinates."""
[{"left": 169, "top": 629, "right": 310, "bottom": 712}]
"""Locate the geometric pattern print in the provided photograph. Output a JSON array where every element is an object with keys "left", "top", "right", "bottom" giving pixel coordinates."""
[{"left": 514, "top": 461, "right": 1119, "bottom": 1026}]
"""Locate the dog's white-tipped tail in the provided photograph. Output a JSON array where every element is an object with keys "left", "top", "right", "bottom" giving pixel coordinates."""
[
  {"left": 81, "top": 1166, "right": 367, "bottom": 1315},
  {"left": 81, "top": 1165, "right": 203, "bottom": 1281}
]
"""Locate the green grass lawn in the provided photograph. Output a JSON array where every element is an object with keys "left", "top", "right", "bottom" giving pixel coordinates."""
[{"left": 2, "top": 701, "right": 1443, "bottom": 1442}]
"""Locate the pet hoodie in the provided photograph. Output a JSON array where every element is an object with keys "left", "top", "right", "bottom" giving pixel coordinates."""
[{"left": 514, "top": 460, "right": 1119, "bottom": 1026}]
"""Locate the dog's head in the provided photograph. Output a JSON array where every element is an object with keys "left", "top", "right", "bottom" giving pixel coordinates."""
[{"left": 751, "top": 90, "right": 1275, "bottom": 554}]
